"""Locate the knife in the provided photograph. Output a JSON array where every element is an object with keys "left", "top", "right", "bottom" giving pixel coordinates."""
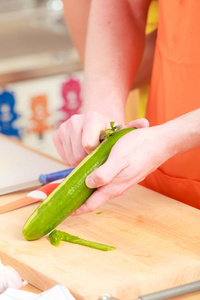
[
  {"left": 0, "top": 167, "right": 74, "bottom": 196},
  {"left": 0, "top": 167, "right": 75, "bottom": 214},
  {"left": 0, "top": 179, "right": 63, "bottom": 214}
]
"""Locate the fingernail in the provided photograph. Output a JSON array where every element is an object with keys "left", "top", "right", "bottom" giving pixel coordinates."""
[{"left": 86, "top": 176, "right": 95, "bottom": 188}]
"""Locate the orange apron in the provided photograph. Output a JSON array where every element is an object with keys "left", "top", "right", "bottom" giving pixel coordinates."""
[{"left": 141, "top": 0, "right": 200, "bottom": 209}]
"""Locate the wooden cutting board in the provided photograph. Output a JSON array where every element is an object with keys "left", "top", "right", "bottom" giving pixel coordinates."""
[{"left": 0, "top": 185, "right": 200, "bottom": 300}]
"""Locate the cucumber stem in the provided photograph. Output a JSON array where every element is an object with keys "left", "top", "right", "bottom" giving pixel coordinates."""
[{"left": 100, "top": 121, "right": 122, "bottom": 142}]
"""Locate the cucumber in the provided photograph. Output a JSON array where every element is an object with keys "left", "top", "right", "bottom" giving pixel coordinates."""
[{"left": 22, "top": 126, "right": 135, "bottom": 240}]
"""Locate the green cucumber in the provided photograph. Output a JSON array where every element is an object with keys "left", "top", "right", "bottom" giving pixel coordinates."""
[{"left": 22, "top": 126, "right": 135, "bottom": 241}]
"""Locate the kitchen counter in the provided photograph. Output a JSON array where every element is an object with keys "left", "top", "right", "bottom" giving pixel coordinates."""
[
  {"left": 0, "top": 135, "right": 200, "bottom": 299},
  {"left": 22, "top": 283, "right": 200, "bottom": 299}
]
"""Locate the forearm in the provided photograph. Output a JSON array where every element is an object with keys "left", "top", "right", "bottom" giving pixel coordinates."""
[
  {"left": 161, "top": 109, "right": 200, "bottom": 160},
  {"left": 63, "top": 0, "right": 153, "bottom": 105},
  {"left": 83, "top": 0, "right": 151, "bottom": 123},
  {"left": 133, "top": 29, "right": 157, "bottom": 89},
  {"left": 62, "top": 0, "right": 91, "bottom": 66}
]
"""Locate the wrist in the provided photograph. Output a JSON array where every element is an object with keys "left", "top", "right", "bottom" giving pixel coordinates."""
[
  {"left": 158, "top": 109, "right": 200, "bottom": 160},
  {"left": 82, "top": 89, "right": 126, "bottom": 124}
]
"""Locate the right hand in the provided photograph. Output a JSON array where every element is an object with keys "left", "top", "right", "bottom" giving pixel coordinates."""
[
  {"left": 52, "top": 112, "right": 112, "bottom": 166},
  {"left": 53, "top": 111, "right": 149, "bottom": 168}
]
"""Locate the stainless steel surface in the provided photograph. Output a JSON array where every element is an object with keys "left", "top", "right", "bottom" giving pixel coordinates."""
[
  {"left": 0, "top": 179, "right": 41, "bottom": 195},
  {"left": 0, "top": 0, "right": 82, "bottom": 85},
  {"left": 136, "top": 280, "right": 200, "bottom": 300}
]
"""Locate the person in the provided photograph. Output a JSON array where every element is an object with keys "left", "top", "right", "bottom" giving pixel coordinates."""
[
  {"left": 135, "top": 0, "right": 158, "bottom": 119},
  {"left": 53, "top": 0, "right": 200, "bottom": 215}
]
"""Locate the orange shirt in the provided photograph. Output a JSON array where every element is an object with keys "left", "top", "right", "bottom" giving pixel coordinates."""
[{"left": 141, "top": 0, "right": 200, "bottom": 209}]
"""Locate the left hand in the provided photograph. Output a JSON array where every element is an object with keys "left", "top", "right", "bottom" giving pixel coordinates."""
[{"left": 71, "top": 118, "right": 173, "bottom": 215}]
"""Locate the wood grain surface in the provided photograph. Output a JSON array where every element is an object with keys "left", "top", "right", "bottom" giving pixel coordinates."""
[{"left": 0, "top": 184, "right": 200, "bottom": 300}]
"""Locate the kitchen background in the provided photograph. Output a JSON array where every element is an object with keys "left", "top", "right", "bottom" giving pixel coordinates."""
[
  {"left": 0, "top": 0, "right": 83, "bottom": 160},
  {"left": 0, "top": 0, "right": 157, "bottom": 160}
]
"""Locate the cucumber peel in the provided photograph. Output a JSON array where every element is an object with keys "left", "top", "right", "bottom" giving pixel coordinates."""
[
  {"left": 49, "top": 230, "right": 116, "bottom": 251},
  {"left": 22, "top": 123, "right": 135, "bottom": 241}
]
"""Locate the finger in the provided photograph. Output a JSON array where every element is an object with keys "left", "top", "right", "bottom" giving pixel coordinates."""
[
  {"left": 85, "top": 155, "right": 126, "bottom": 189},
  {"left": 52, "top": 130, "right": 69, "bottom": 164},
  {"left": 126, "top": 118, "right": 149, "bottom": 129},
  {"left": 69, "top": 116, "right": 88, "bottom": 163},
  {"left": 54, "top": 115, "right": 87, "bottom": 166},
  {"left": 63, "top": 139, "right": 78, "bottom": 166},
  {"left": 71, "top": 187, "right": 113, "bottom": 215},
  {"left": 82, "top": 112, "right": 110, "bottom": 153},
  {"left": 71, "top": 131, "right": 88, "bottom": 164},
  {"left": 54, "top": 123, "right": 78, "bottom": 166},
  {"left": 72, "top": 173, "right": 132, "bottom": 216},
  {"left": 72, "top": 164, "right": 145, "bottom": 216}
]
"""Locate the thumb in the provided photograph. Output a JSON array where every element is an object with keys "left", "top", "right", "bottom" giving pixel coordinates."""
[
  {"left": 85, "top": 157, "right": 125, "bottom": 189},
  {"left": 126, "top": 118, "right": 149, "bottom": 129}
]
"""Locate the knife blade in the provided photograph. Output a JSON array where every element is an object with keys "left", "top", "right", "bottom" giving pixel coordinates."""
[
  {"left": 0, "top": 179, "right": 62, "bottom": 214},
  {"left": 0, "top": 167, "right": 74, "bottom": 196}
]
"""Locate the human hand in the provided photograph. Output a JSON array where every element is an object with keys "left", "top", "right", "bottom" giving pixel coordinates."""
[
  {"left": 72, "top": 121, "right": 172, "bottom": 216},
  {"left": 53, "top": 112, "right": 116, "bottom": 166}
]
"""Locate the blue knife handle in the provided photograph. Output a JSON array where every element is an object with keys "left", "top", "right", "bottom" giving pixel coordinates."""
[{"left": 39, "top": 168, "right": 75, "bottom": 184}]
